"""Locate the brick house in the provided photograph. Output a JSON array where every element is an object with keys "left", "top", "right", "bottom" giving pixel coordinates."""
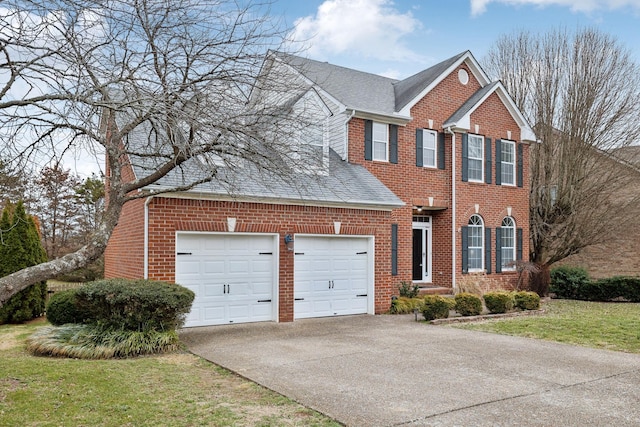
[{"left": 105, "top": 50, "right": 536, "bottom": 326}]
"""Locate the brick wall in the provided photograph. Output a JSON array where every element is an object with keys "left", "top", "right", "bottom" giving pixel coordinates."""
[
  {"left": 104, "top": 197, "right": 145, "bottom": 279},
  {"left": 347, "top": 64, "right": 530, "bottom": 289},
  {"left": 105, "top": 196, "right": 394, "bottom": 321}
]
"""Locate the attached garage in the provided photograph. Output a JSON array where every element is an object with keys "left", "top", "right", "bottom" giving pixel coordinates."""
[
  {"left": 175, "top": 233, "right": 278, "bottom": 327},
  {"left": 294, "top": 235, "right": 373, "bottom": 319}
]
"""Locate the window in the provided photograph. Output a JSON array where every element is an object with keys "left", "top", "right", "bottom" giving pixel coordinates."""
[
  {"left": 468, "top": 215, "right": 484, "bottom": 271},
  {"left": 421, "top": 129, "right": 437, "bottom": 168},
  {"left": 372, "top": 122, "right": 388, "bottom": 162},
  {"left": 501, "top": 217, "right": 516, "bottom": 270},
  {"left": 501, "top": 140, "right": 515, "bottom": 185},
  {"left": 468, "top": 134, "right": 483, "bottom": 182}
]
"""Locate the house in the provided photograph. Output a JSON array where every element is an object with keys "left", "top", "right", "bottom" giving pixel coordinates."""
[{"left": 104, "top": 50, "right": 536, "bottom": 327}]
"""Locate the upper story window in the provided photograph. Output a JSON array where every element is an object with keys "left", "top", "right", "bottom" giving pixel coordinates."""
[
  {"left": 468, "top": 134, "right": 484, "bottom": 182},
  {"left": 421, "top": 129, "right": 437, "bottom": 168},
  {"left": 501, "top": 140, "right": 515, "bottom": 185},
  {"left": 467, "top": 214, "right": 484, "bottom": 272},
  {"left": 372, "top": 122, "right": 388, "bottom": 162},
  {"left": 500, "top": 216, "right": 516, "bottom": 270}
]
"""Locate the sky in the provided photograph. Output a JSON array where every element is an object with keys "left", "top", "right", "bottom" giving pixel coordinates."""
[{"left": 272, "top": 0, "right": 640, "bottom": 79}]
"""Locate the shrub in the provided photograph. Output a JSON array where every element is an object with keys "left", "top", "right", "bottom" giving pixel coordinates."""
[
  {"left": 397, "top": 281, "right": 420, "bottom": 299},
  {"left": 513, "top": 291, "right": 540, "bottom": 310},
  {"left": 579, "top": 276, "right": 640, "bottom": 302},
  {"left": 483, "top": 292, "right": 514, "bottom": 314},
  {"left": 550, "top": 266, "right": 590, "bottom": 299},
  {"left": 389, "top": 296, "right": 422, "bottom": 314},
  {"left": 421, "top": 295, "right": 451, "bottom": 321},
  {"left": 46, "top": 290, "right": 88, "bottom": 325},
  {"left": 75, "top": 279, "right": 195, "bottom": 331},
  {"left": 454, "top": 293, "right": 482, "bottom": 316}
]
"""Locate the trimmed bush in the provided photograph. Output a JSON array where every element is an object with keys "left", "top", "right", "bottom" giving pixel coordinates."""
[
  {"left": 550, "top": 266, "right": 590, "bottom": 299},
  {"left": 422, "top": 295, "right": 451, "bottom": 321},
  {"left": 75, "top": 279, "right": 195, "bottom": 331},
  {"left": 46, "top": 290, "right": 87, "bottom": 326},
  {"left": 483, "top": 292, "right": 514, "bottom": 314},
  {"left": 579, "top": 276, "right": 640, "bottom": 302},
  {"left": 454, "top": 293, "right": 482, "bottom": 316},
  {"left": 513, "top": 291, "right": 540, "bottom": 310},
  {"left": 389, "top": 296, "right": 422, "bottom": 314}
]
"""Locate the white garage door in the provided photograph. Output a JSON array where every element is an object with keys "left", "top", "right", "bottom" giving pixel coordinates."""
[
  {"left": 294, "top": 236, "right": 372, "bottom": 319},
  {"left": 175, "top": 233, "right": 276, "bottom": 327}
]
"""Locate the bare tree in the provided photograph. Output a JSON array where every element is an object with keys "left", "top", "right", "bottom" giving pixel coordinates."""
[
  {"left": 483, "top": 28, "right": 640, "bottom": 269},
  {"left": 0, "top": 0, "right": 310, "bottom": 305},
  {"left": 74, "top": 173, "right": 104, "bottom": 245}
]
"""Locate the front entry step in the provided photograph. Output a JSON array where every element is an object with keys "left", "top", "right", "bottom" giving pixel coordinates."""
[{"left": 417, "top": 286, "right": 453, "bottom": 296}]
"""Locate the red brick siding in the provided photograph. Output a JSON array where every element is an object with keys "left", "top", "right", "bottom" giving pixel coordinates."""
[
  {"left": 104, "top": 198, "right": 145, "bottom": 279},
  {"left": 105, "top": 196, "right": 394, "bottom": 322},
  {"left": 347, "top": 64, "right": 530, "bottom": 289}
]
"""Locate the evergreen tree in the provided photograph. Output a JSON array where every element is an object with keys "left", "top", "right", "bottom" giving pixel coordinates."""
[{"left": 0, "top": 201, "right": 48, "bottom": 323}]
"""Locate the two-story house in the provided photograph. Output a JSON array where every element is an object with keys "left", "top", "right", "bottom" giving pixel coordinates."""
[{"left": 104, "top": 50, "right": 536, "bottom": 327}]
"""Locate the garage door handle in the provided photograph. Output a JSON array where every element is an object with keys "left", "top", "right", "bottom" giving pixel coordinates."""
[
  {"left": 356, "top": 294, "right": 367, "bottom": 297},
  {"left": 257, "top": 299, "right": 271, "bottom": 303},
  {"left": 259, "top": 252, "right": 273, "bottom": 255},
  {"left": 295, "top": 298, "right": 304, "bottom": 301},
  {"left": 356, "top": 251, "right": 367, "bottom": 255},
  {"left": 177, "top": 252, "right": 192, "bottom": 255}
]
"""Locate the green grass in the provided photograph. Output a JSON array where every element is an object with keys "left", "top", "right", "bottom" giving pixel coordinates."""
[
  {"left": 0, "top": 320, "right": 341, "bottom": 427},
  {"left": 454, "top": 299, "right": 640, "bottom": 353}
]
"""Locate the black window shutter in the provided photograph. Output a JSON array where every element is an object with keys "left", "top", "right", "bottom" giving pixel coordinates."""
[
  {"left": 495, "top": 139, "right": 502, "bottom": 186},
  {"left": 364, "top": 120, "right": 373, "bottom": 161},
  {"left": 495, "top": 227, "right": 502, "bottom": 273},
  {"left": 389, "top": 125, "right": 398, "bottom": 164},
  {"left": 391, "top": 224, "right": 398, "bottom": 276},
  {"left": 516, "top": 228, "right": 523, "bottom": 261},
  {"left": 517, "top": 143, "right": 523, "bottom": 188},
  {"left": 461, "top": 226, "right": 469, "bottom": 274},
  {"left": 438, "top": 132, "right": 446, "bottom": 170},
  {"left": 415, "top": 129, "right": 423, "bottom": 167},
  {"left": 485, "top": 227, "right": 492, "bottom": 274},
  {"left": 461, "top": 133, "right": 469, "bottom": 182},
  {"left": 485, "top": 137, "right": 492, "bottom": 184}
]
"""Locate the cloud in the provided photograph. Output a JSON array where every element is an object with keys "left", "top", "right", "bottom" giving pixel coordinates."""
[
  {"left": 470, "top": 0, "right": 640, "bottom": 16},
  {"left": 289, "top": 0, "right": 423, "bottom": 62}
]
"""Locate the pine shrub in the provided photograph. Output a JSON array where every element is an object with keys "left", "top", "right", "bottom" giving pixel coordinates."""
[
  {"left": 454, "top": 292, "right": 483, "bottom": 316},
  {"left": 513, "top": 291, "right": 540, "bottom": 310},
  {"left": 483, "top": 292, "right": 514, "bottom": 314},
  {"left": 421, "top": 295, "right": 451, "bottom": 321},
  {"left": 397, "top": 281, "right": 420, "bottom": 298}
]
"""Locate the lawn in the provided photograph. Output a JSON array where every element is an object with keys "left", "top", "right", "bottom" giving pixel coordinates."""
[
  {"left": 454, "top": 299, "right": 640, "bottom": 353},
  {"left": 0, "top": 319, "right": 340, "bottom": 427}
]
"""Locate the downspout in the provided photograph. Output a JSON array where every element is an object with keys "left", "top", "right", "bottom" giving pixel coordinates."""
[
  {"left": 446, "top": 127, "right": 456, "bottom": 291},
  {"left": 344, "top": 108, "right": 356, "bottom": 160},
  {"left": 144, "top": 195, "right": 154, "bottom": 280}
]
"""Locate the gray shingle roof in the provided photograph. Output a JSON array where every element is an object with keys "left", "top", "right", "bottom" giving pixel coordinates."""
[
  {"left": 277, "top": 52, "right": 398, "bottom": 115},
  {"left": 394, "top": 51, "right": 468, "bottom": 111},
  {"left": 124, "top": 119, "right": 403, "bottom": 209},
  {"left": 444, "top": 81, "right": 500, "bottom": 127}
]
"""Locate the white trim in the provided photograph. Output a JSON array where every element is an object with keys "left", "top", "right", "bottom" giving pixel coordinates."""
[
  {"left": 412, "top": 218, "right": 433, "bottom": 283},
  {"left": 467, "top": 133, "right": 484, "bottom": 183},
  {"left": 500, "top": 217, "right": 517, "bottom": 272},
  {"left": 350, "top": 108, "right": 412, "bottom": 126},
  {"left": 143, "top": 196, "right": 154, "bottom": 279},
  {"left": 500, "top": 139, "right": 516, "bottom": 186},
  {"left": 372, "top": 121, "right": 389, "bottom": 162},
  {"left": 421, "top": 129, "right": 438, "bottom": 169},
  {"left": 468, "top": 214, "right": 485, "bottom": 273},
  {"left": 175, "top": 231, "right": 280, "bottom": 324}
]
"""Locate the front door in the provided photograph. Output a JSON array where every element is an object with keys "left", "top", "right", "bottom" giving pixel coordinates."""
[{"left": 412, "top": 216, "right": 432, "bottom": 282}]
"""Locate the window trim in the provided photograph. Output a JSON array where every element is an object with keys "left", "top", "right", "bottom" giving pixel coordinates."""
[
  {"left": 501, "top": 216, "right": 516, "bottom": 271},
  {"left": 372, "top": 122, "right": 389, "bottom": 162},
  {"left": 467, "top": 134, "right": 484, "bottom": 182},
  {"left": 421, "top": 129, "right": 437, "bottom": 168},
  {"left": 501, "top": 139, "right": 516, "bottom": 186},
  {"left": 468, "top": 214, "right": 484, "bottom": 272}
]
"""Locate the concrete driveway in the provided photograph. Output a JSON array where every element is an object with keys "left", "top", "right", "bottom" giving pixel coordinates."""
[{"left": 180, "top": 315, "right": 640, "bottom": 426}]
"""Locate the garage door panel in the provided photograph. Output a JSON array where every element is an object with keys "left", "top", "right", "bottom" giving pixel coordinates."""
[
  {"left": 294, "top": 236, "right": 371, "bottom": 319},
  {"left": 176, "top": 234, "right": 276, "bottom": 327}
]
